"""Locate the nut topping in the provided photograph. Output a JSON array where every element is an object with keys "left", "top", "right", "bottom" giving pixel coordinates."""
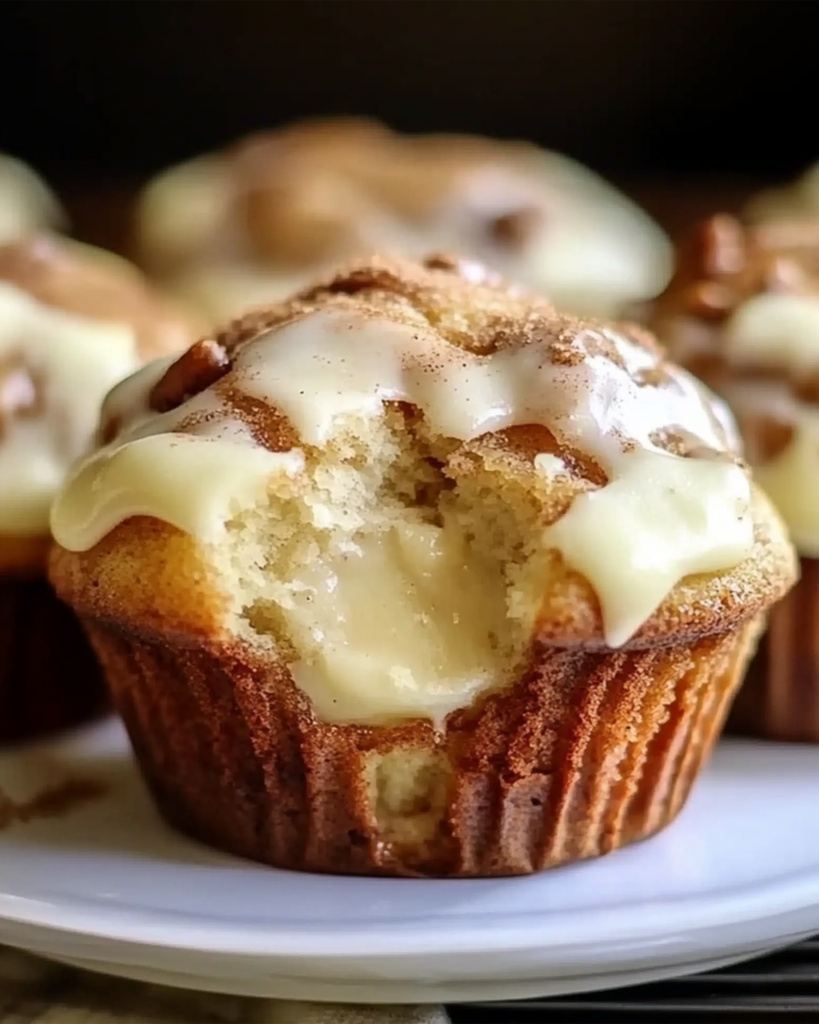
[{"left": 149, "top": 338, "right": 230, "bottom": 413}]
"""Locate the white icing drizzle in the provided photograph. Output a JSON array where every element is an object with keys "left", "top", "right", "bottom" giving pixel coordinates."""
[
  {"left": 51, "top": 307, "right": 754, "bottom": 647},
  {"left": 0, "top": 281, "right": 139, "bottom": 536}
]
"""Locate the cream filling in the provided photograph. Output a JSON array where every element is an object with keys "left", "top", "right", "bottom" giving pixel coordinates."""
[
  {"left": 52, "top": 308, "right": 754, "bottom": 675},
  {"left": 0, "top": 282, "right": 139, "bottom": 536},
  {"left": 279, "top": 519, "right": 508, "bottom": 728},
  {"left": 755, "top": 410, "right": 819, "bottom": 558}
]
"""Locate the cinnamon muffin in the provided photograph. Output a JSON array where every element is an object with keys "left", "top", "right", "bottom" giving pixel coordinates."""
[
  {"left": 0, "top": 235, "right": 199, "bottom": 742},
  {"left": 49, "top": 254, "right": 794, "bottom": 876},
  {"left": 135, "top": 118, "right": 671, "bottom": 323},
  {"left": 650, "top": 214, "right": 819, "bottom": 741},
  {"left": 0, "top": 155, "right": 63, "bottom": 245}
]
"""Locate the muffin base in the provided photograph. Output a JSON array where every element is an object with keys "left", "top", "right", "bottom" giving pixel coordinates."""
[
  {"left": 0, "top": 575, "right": 108, "bottom": 744},
  {"left": 730, "top": 556, "right": 819, "bottom": 742},
  {"left": 80, "top": 613, "right": 762, "bottom": 878}
]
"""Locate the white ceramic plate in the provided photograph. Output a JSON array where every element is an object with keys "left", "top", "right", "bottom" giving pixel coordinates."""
[{"left": 0, "top": 718, "right": 817, "bottom": 1004}]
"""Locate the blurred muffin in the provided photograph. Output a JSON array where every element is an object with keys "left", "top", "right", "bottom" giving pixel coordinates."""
[
  {"left": 50, "top": 253, "right": 793, "bottom": 876},
  {"left": 0, "top": 235, "right": 199, "bottom": 743},
  {"left": 650, "top": 214, "right": 819, "bottom": 741},
  {"left": 746, "top": 160, "right": 819, "bottom": 225},
  {"left": 0, "top": 155, "right": 63, "bottom": 245},
  {"left": 135, "top": 118, "right": 671, "bottom": 323}
]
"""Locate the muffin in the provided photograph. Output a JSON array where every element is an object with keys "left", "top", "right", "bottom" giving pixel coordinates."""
[
  {"left": 746, "top": 160, "right": 819, "bottom": 225},
  {"left": 0, "top": 234, "right": 199, "bottom": 742},
  {"left": 650, "top": 214, "right": 819, "bottom": 741},
  {"left": 0, "top": 155, "right": 63, "bottom": 245},
  {"left": 134, "top": 117, "right": 672, "bottom": 323},
  {"left": 49, "top": 254, "right": 794, "bottom": 877}
]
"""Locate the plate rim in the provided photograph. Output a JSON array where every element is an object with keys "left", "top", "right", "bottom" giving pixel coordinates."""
[
  {"left": 0, "top": 864, "right": 817, "bottom": 959},
  {"left": 1, "top": 723, "right": 819, "bottom": 962}
]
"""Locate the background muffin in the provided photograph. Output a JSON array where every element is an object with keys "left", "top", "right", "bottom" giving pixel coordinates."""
[
  {"left": 134, "top": 118, "right": 672, "bottom": 324},
  {"left": 0, "top": 234, "right": 199, "bottom": 742},
  {"left": 0, "top": 155, "right": 63, "bottom": 247},
  {"left": 746, "top": 160, "right": 819, "bottom": 226},
  {"left": 650, "top": 214, "right": 819, "bottom": 741},
  {"left": 49, "top": 254, "right": 794, "bottom": 876}
]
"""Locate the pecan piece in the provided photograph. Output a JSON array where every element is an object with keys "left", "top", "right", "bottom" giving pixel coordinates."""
[{"left": 149, "top": 338, "right": 231, "bottom": 413}]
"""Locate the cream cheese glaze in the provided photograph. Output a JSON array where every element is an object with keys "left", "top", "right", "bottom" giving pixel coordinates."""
[
  {"left": 669, "top": 292, "right": 819, "bottom": 556},
  {"left": 0, "top": 281, "right": 139, "bottom": 536},
  {"left": 51, "top": 305, "right": 754, "bottom": 649}
]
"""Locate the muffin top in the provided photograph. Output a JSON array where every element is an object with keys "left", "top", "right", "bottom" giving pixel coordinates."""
[
  {"left": 0, "top": 235, "right": 200, "bottom": 556},
  {"left": 651, "top": 213, "right": 819, "bottom": 556},
  {"left": 135, "top": 118, "right": 671, "bottom": 320},
  {"left": 51, "top": 252, "right": 791, "bottom": 686},
  {"left": 0, "top": 155, "right": 63, "bottom": 245}
]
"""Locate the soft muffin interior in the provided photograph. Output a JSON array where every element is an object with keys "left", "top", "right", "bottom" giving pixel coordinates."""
[
  {"left": 213, "top": 407, "right": 556, "bottom": 853},
  {"left": 220, "top": 407, "right": 549, "bottom": 726}
]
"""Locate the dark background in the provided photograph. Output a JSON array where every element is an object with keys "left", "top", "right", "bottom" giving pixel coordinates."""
[{"left": 0, "top": 0, "right": 815, "bottom": 188}]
